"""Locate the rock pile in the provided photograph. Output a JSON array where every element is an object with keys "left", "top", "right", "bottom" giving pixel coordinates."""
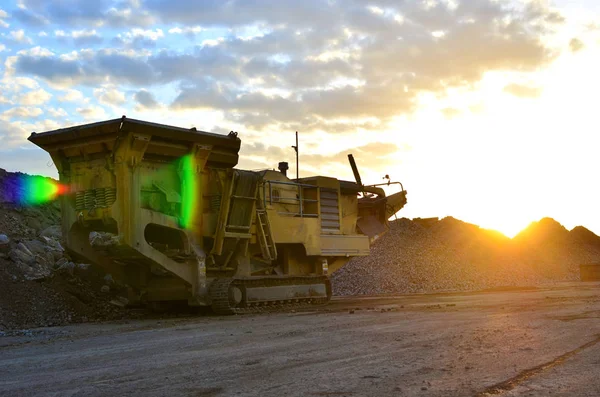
[
  {"left": 332, "top": 216, "right": 597, "bottom": 296},
  {"left": 0, "top": 168, "right": 133, "bottom": 331}
]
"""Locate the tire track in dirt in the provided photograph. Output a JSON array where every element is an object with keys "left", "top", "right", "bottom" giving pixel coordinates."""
[{"left": 476, "top": 334, "right": 600, "bottom": 396}]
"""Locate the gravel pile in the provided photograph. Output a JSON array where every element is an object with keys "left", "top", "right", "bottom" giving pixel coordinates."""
[
  {"left": 0, "top": 168, "right": 135, "bottom": 331},
  {"left": 332, "top": 216, "right": 600, "bottom": 296}
]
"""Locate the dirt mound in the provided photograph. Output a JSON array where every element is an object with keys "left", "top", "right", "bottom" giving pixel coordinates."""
[
  {"left": 569, "top": 226, "right": 600, "bottom": 246},
  {"left": 332, "top": 216, "right": 595, "bottom": 296}
]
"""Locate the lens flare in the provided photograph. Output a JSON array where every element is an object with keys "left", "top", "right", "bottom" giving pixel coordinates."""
[
  {"left": 4, "top": 175, "right": 69, "bottom": 205},
  {"left": 179, "top": 154, "right": 197, "bottom": 229}
]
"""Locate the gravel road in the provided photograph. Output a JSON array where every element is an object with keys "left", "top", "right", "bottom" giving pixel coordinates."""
[{"left": 1, "top": 282, "right": 600, "bottom": 397}]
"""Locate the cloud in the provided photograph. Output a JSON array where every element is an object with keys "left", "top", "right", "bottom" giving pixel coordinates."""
[
  {"left": 569, "top": 38, "right": 584, "bottom": 53},
  {"left": 94, "top": 86, "right": 126, "bottom": 106},
  {"left": 442, "top": 108, "right": 461, "bottom": 119},
  {"left": 503, "top": 83, "right": 543, "bottom": 98},
  {"left": 58, "top": 88, "right": 84, "bottom": 102},
  {"left": 12, "top": 8, "right": 49, "bottom": 26},
  {"left": 47, "top": 107, "right": 68, "bottom": 117},
  {"left": 10, "top": 30, "right": 34, "bottom": 45},
  {"left": 9, "top": 0, "right": 565, "bottom": 132},
  {"left": 0, "top": 8, "right": 8, "bottom": 28},
  {"left": 0, "top": 44, "right": 6, "bottom": 52},
  {"left": 113, "top": 28, "right": 163, "bottom": 48},
  {"left": 2, "top": 106, "right": 44, "bottom": 119},
  {"left": 168, "top": 26, "right": 204, "bottom": 37},
  {"left": 17, "top": 88, "right": 52, "bottom": 105},
  {"left": 53, "top": 28, "right": 103, "bottom": 45},
  {"left": 0, "top": 76, "right": 40, "bottom": 93},
  {"left": 12, "top": 0, "right": 156, "bottom": 28},
  {"left": 76, "top": 105, "right": 106, "bottom": 120},
  {"left": 15, "top": 49, "right": 155, "bottom": 87},
  {"left": 0, "top": 119, "right": 62, "bottom": 150},
  {"left": 14, "top": 46, "right": 236, "bottom": 87},
  {"left": 0, "top": 122, "right": 29, "bottom": 147},
  {"left": 240, "top": 140, "right": 401, "bottom": 176},
  {"left": 72, "top": 29, "right": 103, "bottom": 45},
  {"left": 144, "top": 0, "right": 330, "bottom": 27},
  {"left": 134, "top": 89, "right": 160, "bottom": 109}
]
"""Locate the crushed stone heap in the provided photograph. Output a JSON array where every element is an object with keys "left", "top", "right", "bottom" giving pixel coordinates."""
[
  {"left": 0, "top": 168, "right": 133, "bottom": 332},
  {"left": 332, "top": 216, "right": 600, "bottom": 296}
]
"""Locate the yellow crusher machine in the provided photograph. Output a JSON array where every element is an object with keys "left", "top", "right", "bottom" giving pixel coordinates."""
[{"left": 28, "top": 117, "right": 407, "bottom": 314}]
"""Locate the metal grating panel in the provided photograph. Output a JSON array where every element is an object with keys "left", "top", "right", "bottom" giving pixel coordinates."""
[{"left": 320, "top": 188, "right": 340, "bottom": 232}]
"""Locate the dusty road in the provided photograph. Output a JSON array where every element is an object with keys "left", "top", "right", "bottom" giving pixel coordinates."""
[{"left": 1, "top": 282, "right": 600, "bottom": 397}]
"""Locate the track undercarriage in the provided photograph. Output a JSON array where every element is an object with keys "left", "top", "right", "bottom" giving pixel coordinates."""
[{"left": 209, "top": 276, "right": 331, "bottom": 314}]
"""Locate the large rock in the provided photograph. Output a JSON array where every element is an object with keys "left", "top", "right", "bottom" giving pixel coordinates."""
[
  {"left": 40, "top": 225, "right": 62, "bottom": 241},
  {"left": 40, "top": 236, "right": 64, "bottom": 252},
  {"left": 23, "top": 239, "right": 47, "bottom": 256},
  {"left": 89, "top": 231, "right": 120, "bottom": 247}
]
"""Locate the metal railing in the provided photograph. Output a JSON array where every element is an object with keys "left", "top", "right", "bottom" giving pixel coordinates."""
[{"left": 262, "top": 180, "right": 319, "bottom": 218}]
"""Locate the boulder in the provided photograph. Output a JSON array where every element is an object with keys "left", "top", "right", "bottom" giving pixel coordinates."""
[
  {"left": 40, "top": 225, "right": 62, "bottom": 241},
  {"left": 24, "top": 239, "right": 47, "bottom": 257},
  {"left": 56, "top": 261, "right": 75, "bottom": 276}
]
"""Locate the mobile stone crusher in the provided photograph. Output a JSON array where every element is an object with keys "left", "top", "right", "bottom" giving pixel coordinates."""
[{"left": 28, "top": 117, "right": 407, "bottom": 314}]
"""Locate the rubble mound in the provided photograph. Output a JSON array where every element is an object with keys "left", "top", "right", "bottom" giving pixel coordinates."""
[
  {"left": 0, "top": 169, "right": 134, "bottom": 331},
  {"left": 332, "top": 216, "right": 595, "bottom": 296}
]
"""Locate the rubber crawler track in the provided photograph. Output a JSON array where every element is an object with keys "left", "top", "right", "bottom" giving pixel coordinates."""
[{"left": 209, "top": 276, "right": 332, "bottom": 315}]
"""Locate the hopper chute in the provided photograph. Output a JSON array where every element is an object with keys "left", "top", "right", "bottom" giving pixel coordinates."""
[
  {"left": 345, "top": 154, "right": 408, "bottom": 241},
  {"left": 28, "top": 116, "right": 241, "bottom": 169}
]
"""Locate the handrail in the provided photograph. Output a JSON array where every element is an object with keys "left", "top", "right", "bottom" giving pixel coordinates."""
[
  {"left": 261, "top": 179, "right": 320, "bottom": 218},
  {"left": 365, "top": 180, "right": 404, "bottom": 193},
  {"left": 264, "top": 179, "right": 318, "bottom": 189}
]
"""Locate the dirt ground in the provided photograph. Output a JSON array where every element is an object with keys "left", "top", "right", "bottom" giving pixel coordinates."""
[{"left": 1, "top": 282, "right": 599, "bottom": 397}]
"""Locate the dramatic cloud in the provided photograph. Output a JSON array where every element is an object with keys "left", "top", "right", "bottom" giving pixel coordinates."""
[{"left": 6, "top": 0, "right": 565, "bottom": 136}]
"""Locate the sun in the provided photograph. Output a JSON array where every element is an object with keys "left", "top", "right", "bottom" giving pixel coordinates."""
[{"left": 476, "top": 214, "right": 532, "bottom": 239}]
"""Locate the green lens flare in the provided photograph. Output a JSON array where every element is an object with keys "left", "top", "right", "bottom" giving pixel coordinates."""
[
  {"left": 179, "top": 154, "right": 197, "bottom": 229},
  {"left": 20, "top": 175, "right": 65, "bottom": 205}
]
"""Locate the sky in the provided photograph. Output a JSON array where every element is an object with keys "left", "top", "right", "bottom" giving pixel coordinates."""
[{"left": 1, "top": 0, "right": 600, "bottom": 237}]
